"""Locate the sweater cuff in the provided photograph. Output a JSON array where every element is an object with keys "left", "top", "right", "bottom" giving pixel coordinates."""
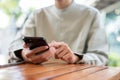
[
  {"left": 74, "top": 53, "right": 84, "bottom": 64},
  {"left": 74, "top": 53, "right": 83, "bottom": 60},
  {"left": 14, "top": 49, "right": 24, "bottom": 60}
]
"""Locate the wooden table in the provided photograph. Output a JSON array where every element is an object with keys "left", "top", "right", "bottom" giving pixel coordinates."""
[{"left": 0, "top": 59, "right": 120, "bottom": 80}]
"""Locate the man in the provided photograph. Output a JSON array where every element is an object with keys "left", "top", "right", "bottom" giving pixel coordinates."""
[{"left": 9, "top": 0, "right": 109, "bottom": 65}]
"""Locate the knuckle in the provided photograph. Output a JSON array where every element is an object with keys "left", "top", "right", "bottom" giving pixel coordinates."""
[
  {"left": 61, "top": 42, "right": 66, "bottom": 45},
  {"left": 42, "top": 57, "right": 49, "bottom": 61},
  {"left": 62, "top": 56, "right": 67, "bottom": 61},
  {"left": 31, "top": 60, "right": 37, "bottom": 64}
]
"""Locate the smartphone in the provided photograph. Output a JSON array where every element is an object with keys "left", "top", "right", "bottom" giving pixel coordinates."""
[{"left": 23, "top": 36, "right": 49, "bottom": 55}]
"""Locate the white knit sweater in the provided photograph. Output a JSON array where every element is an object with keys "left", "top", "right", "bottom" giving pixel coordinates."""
[{"left": 9, "top": 1, "right": 109, "bottom": 66}]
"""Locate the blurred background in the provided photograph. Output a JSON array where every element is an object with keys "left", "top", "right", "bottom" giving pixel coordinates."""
[{"left": 0, "top": 0, "right": 120, "bottom": 66}]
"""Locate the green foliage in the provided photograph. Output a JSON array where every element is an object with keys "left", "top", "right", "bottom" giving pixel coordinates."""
[
  {"left": 0, "top": 0, "right": 21, "bottom": 18},
  {"left": 108, "top": 53, "right": 120, "bottom": 66}
]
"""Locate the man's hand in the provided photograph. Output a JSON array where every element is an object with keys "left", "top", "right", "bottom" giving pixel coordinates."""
[
  {"left": 50, "top": 41, "right": 80, "bottom": 64},
  {"left": 22, "top": 43, "right": 55, "bottom": 64}
]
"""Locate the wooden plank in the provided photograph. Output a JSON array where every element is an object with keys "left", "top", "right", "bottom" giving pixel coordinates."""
[
  {"left": 0, "top": 60, "right": 67, "bottom": 74},
  {"left": 0, "top": 59, "right": 119, "bottom": 80},
  {"left": 0, "top": 63, "right": 75, "bottom": 76},
  {"left": 24, "top": 64, "right": 94, "bottom": 80},
  {"left": 80, "top": 67, "right": 120, "bottom": 80},
  {"left": 51, "top": 66, "right": 108, "bottom": 80},
  {"left": 0, "top": 60, "right": 90, "bottom": 80},
  {"left": 21, "top": 63, "right": 78, "bottom": 76},
  {"left": 0, "top": 61, "right": 70, "bottom": 80}
]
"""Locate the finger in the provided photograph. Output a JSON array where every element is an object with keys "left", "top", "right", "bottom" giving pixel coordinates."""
[
  {"left": 55, "top": 46, "right": 64, "bottom": 59},
  {"left": 50, "top": 41, "right": 64, "bottom": 48},
  {"left": 61, "top": 53, "right": 72, "bottom": 63},
  {"left": 65, "top": 54, "right": 73, "bottom": 64},
  {"left": 55, "top": 54, "right": 59, "bottom": 59},
  {"left": 57, "top": 49, "right": 68, "bottom": 58},
  {"left": 30, "top": 51, "right": 51, "bottom": 64},
  {"left": 49, "top": 47, "right": 56, "bottom": 56},
  {"left": 49, "top": 40, "right": 56, "bottom": 47},
  {"left": 30, "top": 56, "right": 48, "bottom": 64},
  {"left": 26, "top": 46, "right": 49, "bottom": 58},
  {"left": 28, "top": 47, "right": 55, "bottom": 63},
  {"left": 55, "top": 46, "right": 64, "bottom": 55}
]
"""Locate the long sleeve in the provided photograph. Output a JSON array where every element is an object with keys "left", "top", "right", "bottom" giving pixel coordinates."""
[
  {"left": 76, "top": 11, "right": 109, "bottom": 66},
  {"left": 8, "top": 2, "right": 109, "bottom": 65},
  {"left": 9, "top": 12, "right": 36, "bottom": 63}
]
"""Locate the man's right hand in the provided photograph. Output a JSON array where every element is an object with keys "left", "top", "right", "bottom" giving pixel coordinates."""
[{"left": 21, "top": 43, "right": 55, "bottom": 64}]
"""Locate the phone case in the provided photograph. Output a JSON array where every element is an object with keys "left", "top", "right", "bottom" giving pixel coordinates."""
[{"left": 23, "top": 37, "right": 49, "bottom": 55}]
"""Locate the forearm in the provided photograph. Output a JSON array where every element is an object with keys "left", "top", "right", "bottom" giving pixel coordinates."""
[{"left": 76, "top": 51, "right": 108, "bottom": 66}]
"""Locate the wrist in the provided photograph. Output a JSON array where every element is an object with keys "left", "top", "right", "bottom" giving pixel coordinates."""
[
  {"left": 73, "top": 54, "right": 80, "bottom": 63},
  {"left": 74, "top": 53, "right": 83, "bottom": 63}
]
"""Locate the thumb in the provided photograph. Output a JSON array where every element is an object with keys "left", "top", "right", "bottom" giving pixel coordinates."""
[
  {"left": 49, "top": 40, "right": 57, "bottom": 47},
  {"left": 23, "top": 42, "right": 28, "bottom": 48}
]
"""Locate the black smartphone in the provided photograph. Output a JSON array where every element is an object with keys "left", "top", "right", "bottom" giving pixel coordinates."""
[{"left": 23, "top": 36, "right": 49, "bottom": 55}]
